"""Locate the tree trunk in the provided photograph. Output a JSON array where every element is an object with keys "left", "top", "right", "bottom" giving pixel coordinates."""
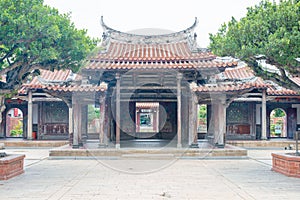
[{"left": 0, "top": 95, "right": 6, "bottom": 124}]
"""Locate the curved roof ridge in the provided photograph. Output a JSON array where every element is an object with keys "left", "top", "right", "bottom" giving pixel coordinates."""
[
  {"left": 101, "top": 16, "right": 198, "bottom": 38},
  {"left": 100, "top": 16, "right": 199, "bottom": 49}
]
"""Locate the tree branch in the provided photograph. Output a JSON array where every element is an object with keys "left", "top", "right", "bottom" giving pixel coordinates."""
[
  {"left": 246, "top": 57, "right": 300, "bottom": 92},
  {"left": 0, "top": 45, "right": 18, "bottom": 63}
]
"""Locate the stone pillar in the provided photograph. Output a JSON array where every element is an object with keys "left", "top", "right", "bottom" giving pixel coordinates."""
[
  {"left": 218, "top": 101, "right": 226, "bottom": 147},
  {"left": 106, "top": 95, "right": 111, "bottom": 141},
  {"left": 189, "top": 90, "right": 199, "bottom": 148},
  {"left": 115, "top": 73, "right": 121, "bottom": 149},
  {"left": 72, "top": 96, "right": 80, "bottom": 148},
  {"left": 27, "top": 90, "right": 33, "bottom": 140},
  {"left": 212, "top": 97, "right": 226, "bottom": 147},
  {"left": 99, "top": 94, "right": 107, "bottom": 147},
  {"left": 261, "top": 89, "right": 267, "bottom": 140},
  {"left": 136, "top": 111, "right": 140, "bottom": 132},
  {"left": 191, "top": 93, "right": 199, "bottom": 148},
  {"left": 68, "top": 106, "right": 73, "bottom": 145},
  {"left": 177, "top": 73, "right": 182, "bottom": 148},
  {"left": 78, "top": 104, "right": 83, "bottom": 146}
]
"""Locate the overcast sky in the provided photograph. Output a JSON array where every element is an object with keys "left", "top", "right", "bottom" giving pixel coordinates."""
[{"left": 44, "top": 0, "right": 264, "bottom": 47}]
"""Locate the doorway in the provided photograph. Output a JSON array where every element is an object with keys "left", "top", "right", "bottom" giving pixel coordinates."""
[
  {"left": 6, "top": 108, "right": 24, "bottom": 138},
  {"left": 136, "top": 102, "right": 159, "bottom": 134},
  {"left": 270, "top": 108, "right": 287, "bottom": 138}
]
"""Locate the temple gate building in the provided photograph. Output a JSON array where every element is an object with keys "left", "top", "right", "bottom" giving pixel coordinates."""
[{"left": 1, "top": 17, "right": 300, "bottom": 148}]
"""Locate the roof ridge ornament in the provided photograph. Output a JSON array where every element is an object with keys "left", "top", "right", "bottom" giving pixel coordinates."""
[{"left": 100, "top": 16, "right": 199, "bottom": 46}]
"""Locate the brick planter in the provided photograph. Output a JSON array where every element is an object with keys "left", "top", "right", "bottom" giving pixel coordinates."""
[
  {"left": 0, "top": 154, "right": 25, "bottom": 180},
  {"left": 272, "top": 153, "right": 300, "bottom": 178}
]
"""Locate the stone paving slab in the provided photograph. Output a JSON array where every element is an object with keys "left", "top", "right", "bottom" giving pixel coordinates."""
[
  {"left": 0, "top": 148, "right": 300, "bottom": 199},
  {"left": 49, "top": 144, "right": 247, "bottom": 159},
  {"left": 3, "top": 148, "right": 50, "bottom": 168},
  {"left": 0, "top": 140, "right": 69, "bottom": 148},
  {"left": 227, "top": 140, "right": 296, "bottom": 148}
]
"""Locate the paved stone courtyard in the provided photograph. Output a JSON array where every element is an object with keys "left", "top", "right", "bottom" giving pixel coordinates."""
[{"left": 0, "top": 148, "right": 300, "bottom": 199}]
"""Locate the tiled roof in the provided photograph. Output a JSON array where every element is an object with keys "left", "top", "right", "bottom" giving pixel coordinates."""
[
  {"left": 19, "top": 69, "right": 73, "bottom": 94},
  {"left": 291, "top": 77, "right": 300, "bottom": 86},
  {"left": 20, "top": 69, "right": 106, "bottom": 94},
  {"left": 267, "top": 83, "right": 299, "bottom": 96},
  {"left": 136, "top": 102, "right": 159, "bottom": 108},
  {"left": 214, "top": 65, "right": 300, "bottom": 96},
  {"left": 193, "top": 82, "right": 267, "bottom": 93},
  {"left": 22, "top": 84, "right": 106, "bottom": 93},
  {"left": 29, "top": 69, "right": 72, "bottom": 85},
  {"left": 267, "top": 88, "right": 298, "bottom": 96},
  {"left": 84, "top": 41, "right": 238, "bottom": 70},
  {"left": 96, "top": 42, "right": 215, "bottom": 61},
  {"left": 85, "top": 60, "right": 237, "bottom": 70},
  {"left": 217, "top": 66, "right": 255, "bottom": 80}
]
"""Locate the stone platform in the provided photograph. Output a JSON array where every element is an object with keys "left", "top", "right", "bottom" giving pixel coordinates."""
[
  {"left": 0, "top": 139, "right": 69, "bottom": 148},
  {"left": 49, "top": 140, "right": 247, "bottom": 159},
  {"left": 0, "top": 154, "right": 25, "bottom": 180},
  {"left": 272, "top": 153, "right": 300, "bottom": 178},
  {"left": 227, "top": 139, "right": 296, "bottom": 148}
]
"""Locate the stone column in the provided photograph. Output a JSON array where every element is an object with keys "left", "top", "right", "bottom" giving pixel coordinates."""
[
  {"left": 115, "top": 73, "right": 121, "bottom": 149},
  {"left": 72, "top": 96, "right": 79, "bottom": 148},
  {"left": 177, "top": 73, "right": 182, "bottom": 148},
  {"left": 218, "top": 100, "right": 226, "bottom": 147},
  {"left": 212, "top": 96, "right": 226, "bottom": 147},
  {"left": 261, "top": 89, "right": 267, "bottom": 140},
  {"left": 99, "top": 94, "right": 107, "bottom": 147},
  {"left": 78, "top": 104, "right": 83, "bottom": 146},
  {"left": 136, "top": 111, "right": 140, "bottom": 133},
  {"left": 191, "top": 93, "right": 199, "bottom": 148},
  {"left": 27, "top": 90, "right": 33, "bottom": 140},
  {"left": 68, "top": 106, "right": 73, "bottom": 145},
  {"left": 106, "top": 94, "right": 112, "bottom": 141},
  {"left": 104, "top": 95, "right": 110, "bottom": 144}
]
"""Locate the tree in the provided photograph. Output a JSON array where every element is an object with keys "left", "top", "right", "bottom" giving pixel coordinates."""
[
  {"left": 209, "top": 0, "right": 300, "bottom": 91},
  {"left": 273, "top": 108, "right": 286, "bottom": 117},
  {"left": 0, "top": 0, "right": 97, "bottom": 122}
]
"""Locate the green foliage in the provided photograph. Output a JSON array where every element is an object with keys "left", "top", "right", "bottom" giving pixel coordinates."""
[
  {"left": 198, "top": 104, "right": 207, "bottom": 119},
  {"left": 273, "top": 108, "right": 286, "bottom": 117},
  {"left": 209, "top": 0, "right": 300, "bottom": 90},
  {"left": 10, "top": 120, "right": 23, "bottom": 137},
  {"left": 0, "top": 0, "right": 98, "bottom": 90},
  {"left": 88, "top": 105, "right": 100, "bottom": 123},
  {"left": 270, "top": 124, "right": 275, "bottom": 135}
]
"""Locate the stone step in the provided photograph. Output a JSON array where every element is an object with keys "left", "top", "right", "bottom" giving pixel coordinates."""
[{"left": 121, "top": 153, "right": 175, "bottom": 160}]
